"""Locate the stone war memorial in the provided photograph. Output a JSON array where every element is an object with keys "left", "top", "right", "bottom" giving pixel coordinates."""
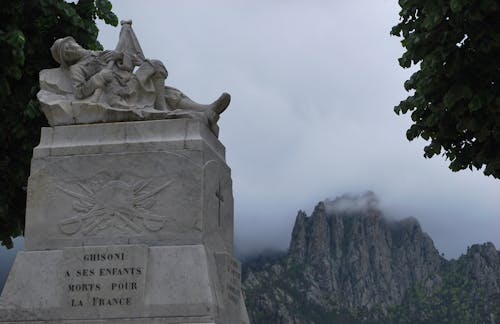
[{"left": 0, "top": 20, "right": 250, "bottom": 324}]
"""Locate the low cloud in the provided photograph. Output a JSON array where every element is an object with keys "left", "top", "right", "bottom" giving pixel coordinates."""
[{"left": 324, "top": 191, "right": 380, "bottom": 215}]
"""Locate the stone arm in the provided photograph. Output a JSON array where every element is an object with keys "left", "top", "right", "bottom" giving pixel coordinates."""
[
  {"left": 69, "top": 51, "right": 123, "bottom": 99},
  {"left": 70, "top": 63, "right": 108, "bottom": 99}
]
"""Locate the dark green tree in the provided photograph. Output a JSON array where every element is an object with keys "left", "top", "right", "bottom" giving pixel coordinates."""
[
  {"left": 0, "top": 0, "right": 118, "bottom": 248},
  {"left": 391, "top": 0, "right": 500, "bottom": 178}
]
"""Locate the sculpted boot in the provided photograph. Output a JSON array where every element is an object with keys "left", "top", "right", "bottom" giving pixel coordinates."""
[{"left": 177, "top": 92, "right": 231, "bottom": 115}]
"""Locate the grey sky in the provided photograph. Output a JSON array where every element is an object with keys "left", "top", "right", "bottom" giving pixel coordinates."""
[{"left": 97, "top": 0, "right": 500, "bottom": 259}]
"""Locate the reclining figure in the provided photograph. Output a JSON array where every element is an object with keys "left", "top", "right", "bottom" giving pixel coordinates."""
[{"left": 38, "top": 20, "right": 230, "bottom": 136}]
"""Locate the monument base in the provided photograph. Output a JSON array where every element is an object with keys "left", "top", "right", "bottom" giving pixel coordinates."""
[
  {"left": 1, "top": 319, "right": 216, "bottom": 324},
  {"left": 0, "top": 244, "right": 249, "bottom": 323},
  {"left": 0, "top": 119, "right": 249, "bottom": 323}
]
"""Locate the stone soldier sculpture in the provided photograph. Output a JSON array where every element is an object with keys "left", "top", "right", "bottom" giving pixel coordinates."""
[
  {"left": 39, "top": 20, "right": 230, "bottom": 136},
  {"left": 0, "top": 20, "right": 249, "bottom": 324}
]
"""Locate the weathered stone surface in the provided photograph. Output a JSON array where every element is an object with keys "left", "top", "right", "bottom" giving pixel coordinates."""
[
  {"left": 1, "top": 322, "right": 216, "bottom": 324},
  {"left": 0, "top": 244, "right": 240, "bottom": 322},
  {"left": 1, "top": 18, "right": 248, "bottom": 324},
  {"left": 1, "top": 239, "right": 249, "bottom": 322},
  {"left": 0, "top": 320, "right": 217, "bottom": 324},
  {"left": 24, "top": 119, "right": 231, "bottom": 253},
  {"left": 0, "top": 119, "right": 249, "bottom": 324},
  {"left": 38, "top": 21, "right": 230, "bottom": 137},
  {"left": 61, "top": 245, "right": 148, "bottom": 317}
]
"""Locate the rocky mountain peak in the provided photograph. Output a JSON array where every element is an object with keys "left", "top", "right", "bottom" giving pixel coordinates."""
[
  {"left": 286, "top": 194, "right": 443, "bottom": 308},
  {"left": 242, "top": 194, "right": 500, "bottom": 323},
  {"left": 462, "top": 242, "right": 500, "bottom": 294}
]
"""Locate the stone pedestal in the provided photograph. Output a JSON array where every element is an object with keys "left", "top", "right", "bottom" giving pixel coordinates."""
[{"left": 0, "top": 119, "right": 249, "bottom": 324}]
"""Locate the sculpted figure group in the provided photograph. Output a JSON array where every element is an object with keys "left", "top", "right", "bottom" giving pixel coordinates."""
[{"left": 38, "top": 21, "right": 230, "bottom": 136}]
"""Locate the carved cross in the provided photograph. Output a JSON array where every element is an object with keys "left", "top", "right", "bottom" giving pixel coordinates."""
[{"left": 215, "top": 182, "right": 224, "bottom": 228}]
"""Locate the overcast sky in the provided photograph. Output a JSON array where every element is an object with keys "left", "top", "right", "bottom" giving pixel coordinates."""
[{"left": 96, "top": 0, "right": 500, "bottom": 259}]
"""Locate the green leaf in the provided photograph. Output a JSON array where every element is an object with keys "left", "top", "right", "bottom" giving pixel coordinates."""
[
  {"left": 399, "top": 52, "right": 413, "bottom": 68},
  {"left": 468, "top": 96, "right": 482, "bottom": 111},
  {"left": 95, "top": 0, "right": 118, "bottom": 26},
  {"left": 390, "top": 25, "right": 402, "bottom": 36},
  {"left": 392, "top": 0, "right": 500, "bottom": 178},
  {"left": 443, "top": 85, "right": 472, "bottom": 107},
  {"left": 0, "top": 78, "right": 11, "bottom": 97},
  {"left": 424, "top": 142, "right": 441, "bottom": 158},
  {"left": 0, "top": 0, "right": 118, "bottom": 246},
  {"left": 450, "top": 0, "right": 465, "bottom": 13}
]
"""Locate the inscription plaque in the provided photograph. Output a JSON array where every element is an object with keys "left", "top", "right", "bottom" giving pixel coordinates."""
[
  {"left": 0, "top": 117, "right": 250, "bottom": 322},
  {"left": 62, "top": 244, "right": 147, "bottom": 317}
]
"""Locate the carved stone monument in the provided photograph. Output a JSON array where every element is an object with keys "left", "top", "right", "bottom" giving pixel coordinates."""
[{"left": 0, "top": 21, "right": 250, "bottom": 324}]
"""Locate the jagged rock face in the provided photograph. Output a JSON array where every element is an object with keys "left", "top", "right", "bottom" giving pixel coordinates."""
[
  {"left": 392, "top": 242, "right": 500, "bottom": 324},
  {"left": 288, "top": 201, "right": 443, "bottom": 308},
  {"left": 242, "top": 196, "right": 500, "bottom": 324},
  {"left": 243, "top": 196, "right": 444, "bottom": 323},
  {"left": 455, "top": 242, "right": 500, "bottom": 317},
  {"left": 461, "top": 242, "right": 500, "bottom": 294}
]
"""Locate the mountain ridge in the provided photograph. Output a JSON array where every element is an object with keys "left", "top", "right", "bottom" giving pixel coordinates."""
[{"left": 242, "top": 193, "right": 500, "bottom": 323}]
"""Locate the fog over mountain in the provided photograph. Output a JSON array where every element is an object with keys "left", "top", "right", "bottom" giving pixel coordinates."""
[
  {"left": 242, "top": 195, "right": 500, "bottom": 323},
  {"left": 324, "top": 192, "right": 380, "bottom": 215}
]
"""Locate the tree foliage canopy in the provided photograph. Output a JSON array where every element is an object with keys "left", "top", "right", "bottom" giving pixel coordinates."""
[
  {"left": 0, "top": 0, "right": 117, "bottom": 248},
  {"left": 392, "top": 0, "right": 500, "bottom": 178}
]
